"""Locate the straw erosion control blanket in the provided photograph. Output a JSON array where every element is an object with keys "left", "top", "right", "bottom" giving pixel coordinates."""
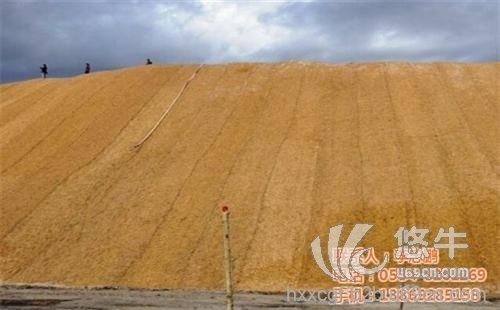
[{"left": 0, "top": 62, "right": 498, "bottom": 294}]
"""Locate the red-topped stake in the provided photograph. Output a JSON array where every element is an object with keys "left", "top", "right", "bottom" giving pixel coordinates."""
[{"left": 221, "top": 205, "right": 233, "bottom": 309}]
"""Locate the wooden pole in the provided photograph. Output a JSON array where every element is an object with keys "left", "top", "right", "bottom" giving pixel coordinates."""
[{"left": 221, "top": 206, "right": 234, "bottom": 310}]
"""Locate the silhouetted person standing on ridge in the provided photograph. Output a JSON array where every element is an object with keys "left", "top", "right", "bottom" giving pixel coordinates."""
[
  {"left": 146, "top": 58, "right": 153, "bottom": 65},
  {"left": 84, "top": 63, "right": 90, "bottom": 74},
  {"left": 40, "top": 64, "right": 48, "bottom": 78}
]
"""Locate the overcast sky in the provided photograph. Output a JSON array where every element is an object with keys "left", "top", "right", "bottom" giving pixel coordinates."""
[{"left": 1, "top": 0, "right": 499, "bottom": 83}]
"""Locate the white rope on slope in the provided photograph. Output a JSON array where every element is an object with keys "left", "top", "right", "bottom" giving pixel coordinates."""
[{"left": 134, "top": 64, "right": 204, "bottom": 148}]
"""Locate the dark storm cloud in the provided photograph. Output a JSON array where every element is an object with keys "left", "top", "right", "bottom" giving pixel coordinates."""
[
  {"left": 1, "top": 0, "right": 208, "bottom": 82},
  {"left": 1, "top": 0, "right": 498, "bottom": 83}
]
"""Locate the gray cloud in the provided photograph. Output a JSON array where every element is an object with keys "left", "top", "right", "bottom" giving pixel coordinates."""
[
  {"left": 1, "top": 0, "right": 498, "bottom": 83},
  {"left": 258, "top": 1, "right": 499, "bottom": 62}
]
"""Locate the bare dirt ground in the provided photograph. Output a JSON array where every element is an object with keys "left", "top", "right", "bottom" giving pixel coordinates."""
[
  {"left": 1, "top": 62, "right": 498, "bottom": 294},
  {"left": 0, "top": 285, "right": 499, "bottom": 309}
]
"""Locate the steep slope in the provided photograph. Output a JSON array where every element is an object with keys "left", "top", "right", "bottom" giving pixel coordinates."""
[{"left": 0, "top": 62, "right": 498, "bottom": 293}]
